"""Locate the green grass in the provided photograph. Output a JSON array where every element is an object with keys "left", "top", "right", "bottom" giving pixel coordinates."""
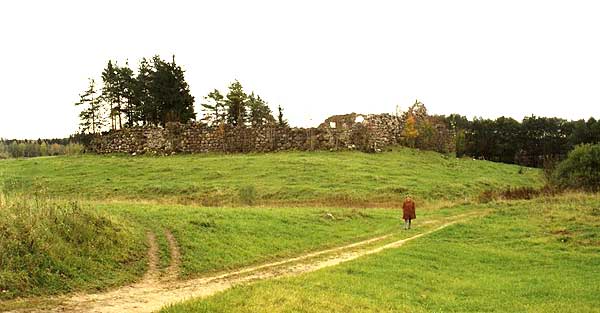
[
  {"left": 162, "top": 194, "right": 600, "bottom": 313},
  {"left": 0, "top": 194, "right": 147, "bottom": 300},
  {"left": 0, "top": 149, "right": 541, "bottom": 206},
  {"left": 99, "top": 202, "right": 474, "bottom": 279},
  {"left": 0, "top": 197, "right": 469, "bottom": 302},
  {"left": 0, "top": 148, "right": 546, "bottom": 305}
]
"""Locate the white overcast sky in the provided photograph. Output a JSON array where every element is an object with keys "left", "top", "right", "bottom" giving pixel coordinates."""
[{"left": 1, "top": 0, "right": 599, "bottom": 139}]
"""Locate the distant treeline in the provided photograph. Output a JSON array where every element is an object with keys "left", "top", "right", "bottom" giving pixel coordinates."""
[
  {"left": 0, "top": 138, "right": 84, "bottom": 159},
  {"left": 393, "top": 101, "right": 599, "bottom": 167},
  {"left": 446, "top": 114, "right": 600, "bottom": 167}
]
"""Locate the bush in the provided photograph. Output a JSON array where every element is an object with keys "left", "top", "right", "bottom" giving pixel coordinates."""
[
  {"left": 239, "top": 185, "right": 257, "bottom": 205},
  {"left": 552, "top": 144, "right": 600, "bottom": 192},
  {"left": 478, "top": 190, "right": 495, "bottom": 203},
  {"left": 542, "top": 155, "right": 560, "bottom": 184},
  {"left": 64, "top": 143, "right": 84, "bottom": 155},
  {"left": 478, "top": 186, "right": 559, "bottom": 202}
]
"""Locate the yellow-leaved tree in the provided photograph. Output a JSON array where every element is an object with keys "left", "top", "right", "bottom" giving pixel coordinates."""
[{"left": 402, "top": 114, "right": 419, "bottom": 148}]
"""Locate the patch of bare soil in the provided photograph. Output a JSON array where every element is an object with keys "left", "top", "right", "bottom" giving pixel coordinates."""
[
  {"left": 163, "top": 230, "right": 181, "bottom": 281},
  {"left": 5, "top": 213, "right": 479, "bottom": 313},
  {"left": 143, "top": 232, "right": 160, "bottom": 282}
]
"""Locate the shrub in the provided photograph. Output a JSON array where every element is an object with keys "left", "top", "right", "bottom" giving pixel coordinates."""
[
  {"left": 64, "top": 143, "right": 84, "bottom": 155},
  {"left": 478, "top": 186, "right": 558, "bottom": 202},
  {"left": 478, "top": 190, "right": 495, "bottom": 203},
  {"left": 542, "top": 155, "right": 560, "bottom": 184},
  {"left": 238, "top": 185, "right": 257, "bottom": 205},
  {"left": 552, "top": 144, "right": 600, "bottom": 192}
]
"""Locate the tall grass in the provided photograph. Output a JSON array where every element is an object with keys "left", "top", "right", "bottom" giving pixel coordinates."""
[{"left": 0, "top": 190, "right": 146, "bottom": 300}]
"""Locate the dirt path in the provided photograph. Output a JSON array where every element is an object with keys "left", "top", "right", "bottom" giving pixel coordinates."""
[
  {"left": 163, "top": 230, "right": 181, "bottom": 281},
  {"left": 143, "top": 232, "right": 160, "bottom": 282},
  {"left": 8, "top": 213, "right": 478, "bottom": 313}
]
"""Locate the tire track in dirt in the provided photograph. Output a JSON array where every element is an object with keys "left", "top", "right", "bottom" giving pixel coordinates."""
[
  {"left": 143, "top": 232, "right": 160, "bottom": 282},
  {"left": 6, "top": 212, "right": 481, "bottom": 313},
  {"left": 163, "top": 230, "right": 181, "bottom": 281}
]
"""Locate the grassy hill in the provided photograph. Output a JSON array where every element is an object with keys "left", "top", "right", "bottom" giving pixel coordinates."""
[
  {"left": 0, "top": 196, "right": 147, "bottom": 300},
  {"left": 0, "top": 148, "right": 545, "bottom": 305},
  {"left": 0, "top": 148, "right": 541, "bottom": 207}
]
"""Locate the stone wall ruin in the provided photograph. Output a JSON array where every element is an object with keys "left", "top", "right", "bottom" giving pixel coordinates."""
[{"left": 89, "top": 113, "right": 405, "bottom": 154}]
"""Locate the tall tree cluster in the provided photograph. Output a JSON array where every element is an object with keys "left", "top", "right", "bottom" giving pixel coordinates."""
[
  {"left": 75, "top": 55, "right": 195, "bottom": 133},
  {"left": 76, "top": 59, "right": 287, "bottom": 134},
  {"left": 201, "top": 80, "right": 280, "bottom": 127}
]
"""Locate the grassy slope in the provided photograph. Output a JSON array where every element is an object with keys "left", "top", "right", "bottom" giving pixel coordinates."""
[
  {"left": 0, "top": 148, "right": 541, "bottom": 206},
  {"left": 0, "top": 201, "right": 472, "bottom": 303},
  {"left": 0, "top": 196, "right": 147, "bottom": 301},
  {"left": 163, "top": 194, "right": 600, "bottom": 313},
  {"left": 0, "top": 149, "right": 544, "bottom": 302}
]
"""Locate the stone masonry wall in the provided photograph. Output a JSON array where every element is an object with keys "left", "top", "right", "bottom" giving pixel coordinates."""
[{"left": 90, "top": 114, "right": 404, "bottom": 154}]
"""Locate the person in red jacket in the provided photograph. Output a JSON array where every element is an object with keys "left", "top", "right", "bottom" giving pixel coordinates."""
[{"left": 402, "top": 196, "right": 416, "bottom": 230}]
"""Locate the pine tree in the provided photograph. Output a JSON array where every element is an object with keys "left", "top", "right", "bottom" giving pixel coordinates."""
[
  {"left": 201, "top": 89, "right": 226, "bottom": 126},
  {"left": 101, "top": 60, "right": 121, "bottom": 129},
  {"left": 224, "top": 80, "right": 247, "bottom": 126},
  {"left": 117, "top": 62, "right": 138, "bottom": 127},
  {"left": 277, "top": 105, "right": 288, "bottom": 127},
  {"left": 75, "top": 78, "right": 105, "bottom": 134},
  {"left": 135, "top": 58, "right": 157, "bottom": 125},
  {"left": 150, "top": 55, "right": 196, "bottom": 125},
  {"left": 101, "top": 60, "right": 141, "bottom": 128},
  {"left": 247, "top": 92, "right": 275, "bottom": 126}
]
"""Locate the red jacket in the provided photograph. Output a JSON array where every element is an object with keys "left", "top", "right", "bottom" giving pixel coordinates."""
[{"left": 402, "top": 198, "right": 416, "bottom": 220}]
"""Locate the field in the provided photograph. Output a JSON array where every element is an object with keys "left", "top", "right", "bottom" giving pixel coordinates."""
[
  {"left": 3, "top": 148, "right": 597, "bottom": 312},
  {"left": 162, "top": 195, "right": 600, "bottom": 313},
  {"left": 3, "top": 149, "right": 524, "bottom": 299},
  {"left": 0, "top": 148, "right": 541, "bottom": 206}
]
